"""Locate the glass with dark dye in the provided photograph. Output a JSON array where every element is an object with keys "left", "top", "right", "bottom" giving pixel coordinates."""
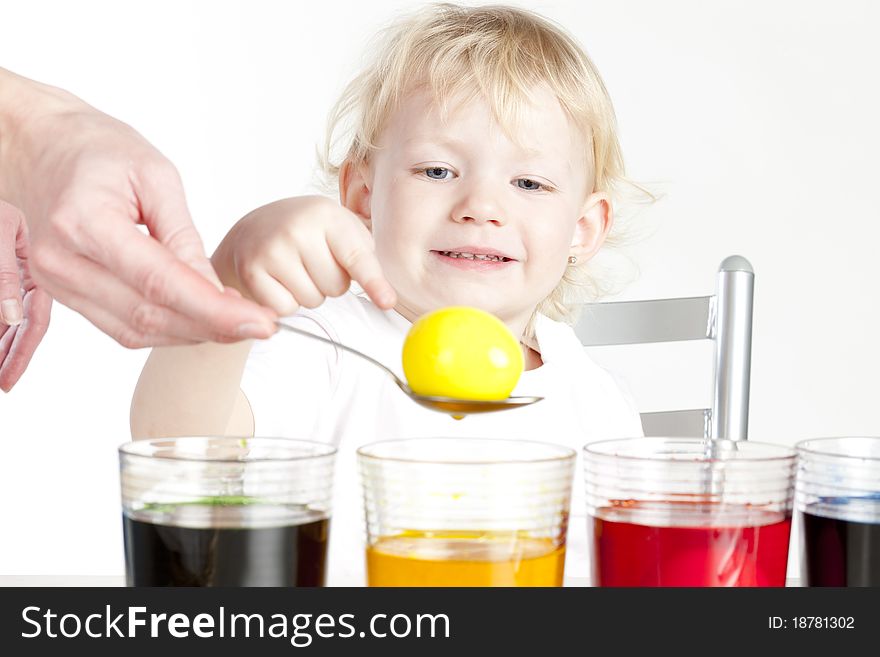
[
  {"left": 119, "top": 437, "right": 336, "bottom": 586},
  {"left": 796, "top": 437, "right": 880, "bottom": 587}
]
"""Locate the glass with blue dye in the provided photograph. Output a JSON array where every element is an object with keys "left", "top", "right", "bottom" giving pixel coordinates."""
[{"left": 795, "top": 437, "right": 880, "bottom": 586}]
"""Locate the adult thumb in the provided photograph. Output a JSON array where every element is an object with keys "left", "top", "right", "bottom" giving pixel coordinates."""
[
  {"left": 0, "top": 200, "right": 25, "bottom": 326},
  {"left": 136, "top": 161, "right": 224, "bottom": 292}
]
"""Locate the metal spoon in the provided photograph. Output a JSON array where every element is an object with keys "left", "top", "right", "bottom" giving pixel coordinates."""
[{"left": 275, "top": 322, "right": 542, "bottom": 417}]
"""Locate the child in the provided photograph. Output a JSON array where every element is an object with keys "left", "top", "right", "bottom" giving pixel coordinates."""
[{"left": 131, "top": 3, "right": 644, "bottom": 585}]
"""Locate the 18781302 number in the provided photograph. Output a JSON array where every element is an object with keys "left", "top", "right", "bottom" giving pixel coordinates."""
[{"left": 769, "top": 617, "right": 855, "bottom": 629}]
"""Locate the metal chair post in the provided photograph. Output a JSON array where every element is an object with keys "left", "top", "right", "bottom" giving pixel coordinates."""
[{"left": 711, "top": 256, "right": 754, "bottom": 441}]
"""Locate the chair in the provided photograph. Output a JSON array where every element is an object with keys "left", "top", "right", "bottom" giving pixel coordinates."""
[{"left": 573, "top": 255, "right": 754, "bottom": 441}]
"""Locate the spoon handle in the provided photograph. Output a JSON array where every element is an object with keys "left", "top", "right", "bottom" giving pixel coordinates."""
[{"left": 275, "top": 322, "right": 407, "bottom": 389}]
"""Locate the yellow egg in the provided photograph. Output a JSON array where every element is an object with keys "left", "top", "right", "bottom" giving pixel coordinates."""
[{"left": 402, "top": 307, "right": 524, "bottom": 401}]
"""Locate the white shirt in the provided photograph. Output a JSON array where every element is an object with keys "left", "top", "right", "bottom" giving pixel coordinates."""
[{"left": 241, "top": 292, "right": 643, "bottom": 585}]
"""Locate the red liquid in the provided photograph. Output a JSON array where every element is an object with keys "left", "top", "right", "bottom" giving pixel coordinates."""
[{"left": 592, "top": 501, "right": 792, "bottom": 587}]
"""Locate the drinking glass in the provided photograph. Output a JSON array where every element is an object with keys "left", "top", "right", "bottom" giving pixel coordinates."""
[
  {"left": 795, "top": 437, "right": 880, "bottom": 586},
  {"left": 584, "top": 437, "right": 796, "bottom": 586},
  {"left": 359, "top": 437, "right": 575, "bottom": 586},
  {"left": 120, "top": 436, "right": 336, "bottom": 586}
]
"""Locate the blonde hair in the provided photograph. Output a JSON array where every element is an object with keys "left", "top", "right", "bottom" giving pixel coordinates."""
[{"left": 320, "top": 3, "right": 649, "bottom": 333}]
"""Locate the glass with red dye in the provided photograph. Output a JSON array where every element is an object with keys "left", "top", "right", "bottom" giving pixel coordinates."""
[{"left": 584, "top": 438, "right": 796, "bottom": 587}]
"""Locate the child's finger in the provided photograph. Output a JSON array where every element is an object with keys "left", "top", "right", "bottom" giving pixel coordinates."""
[
  {"left": 265, "top": 258, "right": 326, "bottom": 310},
  {"left": 302, "top": 242, "right": 353, "bottom": 299},
  {"left": 240, "top": 268, "right": 301, "bottom": 317},
  {"left": 326, "top": 225, "right": 397, "bottom": 309}
]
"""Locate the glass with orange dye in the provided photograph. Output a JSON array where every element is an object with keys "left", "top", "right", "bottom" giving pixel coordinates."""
[
  {"left": 358, "top": 439, "right": 575, "bottom": 587},
  {"left": 366, "top": 530, "right": 565, "bottom": 587}
]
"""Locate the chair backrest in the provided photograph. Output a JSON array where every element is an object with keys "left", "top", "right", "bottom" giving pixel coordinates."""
[{"left": 573, "top": 256, "right": 755, "bottom": 440}]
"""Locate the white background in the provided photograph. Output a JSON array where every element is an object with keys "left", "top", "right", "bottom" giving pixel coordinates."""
[{"left": 1, "top": 0, "right": 878, "bottom": 578}]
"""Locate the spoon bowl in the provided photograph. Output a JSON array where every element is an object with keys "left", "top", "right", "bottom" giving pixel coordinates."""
[{"left": 275, "top": 322, "right": 542, "bottom": 417}]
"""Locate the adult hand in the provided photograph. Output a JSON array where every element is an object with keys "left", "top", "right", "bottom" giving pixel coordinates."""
[
  {"left": 0, "top": 200, "right": 52, "bottom": 392},
  {"left": 0, "top": 69, "right": 277, "bottom": 348}
]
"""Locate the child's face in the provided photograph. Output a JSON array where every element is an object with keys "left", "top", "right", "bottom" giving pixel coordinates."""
[{"left": 344, "top": 84, "right": 611, "bottom": 331}]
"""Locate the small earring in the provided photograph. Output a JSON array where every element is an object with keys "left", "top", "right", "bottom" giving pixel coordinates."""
[{"left": 568, "top": 256, "right": 577, "bottom": 265}]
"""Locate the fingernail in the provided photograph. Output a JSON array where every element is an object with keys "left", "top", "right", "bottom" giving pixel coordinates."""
[
  {"left": 1, "top": 299, "right": 23, "bottom": 326},
  {"left": 237, "top": 322, "right": 272, "bottom": 339},
  {"left": 379, "top": 290, "right": 396, "bottom": 308}
]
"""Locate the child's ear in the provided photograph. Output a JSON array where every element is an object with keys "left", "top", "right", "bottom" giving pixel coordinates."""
[
  {"left": 570, "top": 191, "right": 613, "bottom": 262},
  {"left": 339, "top": 159, "right": 372, "bottom": 230}
]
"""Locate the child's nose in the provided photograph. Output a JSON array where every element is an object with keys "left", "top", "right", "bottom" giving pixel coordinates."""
[{"left": 451, "top": 189, "right": 506, "bottom": 226}]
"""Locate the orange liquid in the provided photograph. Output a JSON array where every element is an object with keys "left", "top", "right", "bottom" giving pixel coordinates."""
[{"left": 366, "top": 531, "right": 565, "bottom": 587}]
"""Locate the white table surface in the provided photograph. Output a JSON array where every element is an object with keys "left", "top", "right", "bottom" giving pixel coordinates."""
[
  {"left": 0, "top": 575, "right": 586, "bottom": 587},
  {"left": 0, "top": 575, "right": 801, "bottom": 587}
]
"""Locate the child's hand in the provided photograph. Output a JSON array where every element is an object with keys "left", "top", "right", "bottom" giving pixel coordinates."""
[{"left": 212, "top": 196, "right": 397, "bottom": 315}]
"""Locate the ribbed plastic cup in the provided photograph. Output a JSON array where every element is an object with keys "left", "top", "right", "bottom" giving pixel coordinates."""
[
  {"left": 119, "top": 437, "right": 336, "bottom": 587},
  {"left": 358, "top": 438, "right": 575, "bottom": 587},
  {"left": 795, "top": 437, "right": 880, "bottom": 586},
  {"left": 584, "top": 437, "right": 796, "bottom": 587}
]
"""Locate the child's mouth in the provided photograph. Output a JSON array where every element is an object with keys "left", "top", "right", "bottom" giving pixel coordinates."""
[
  {"left": 435, "top": 250, "right": 512, "bottom": 262},
  {"left": 431, "top": 249, "right": 516, "bottom": 270}
]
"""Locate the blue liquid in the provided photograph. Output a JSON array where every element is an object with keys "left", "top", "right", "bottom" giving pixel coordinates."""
[{"left": 800, "top": 493, "right": 880, "bottom": 587}]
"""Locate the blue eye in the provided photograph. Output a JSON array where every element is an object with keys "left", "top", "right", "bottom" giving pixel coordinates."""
[
  {"left": 516, "top": 178, "right": 544, "bottom": 191},
  {"left": 424, "top": 167, "right": 451, "bottom": 180}
]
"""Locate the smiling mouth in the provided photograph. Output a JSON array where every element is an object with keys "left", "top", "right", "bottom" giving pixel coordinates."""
[{"left": 433, "top": 250, "right": 514, "bottom": 262}]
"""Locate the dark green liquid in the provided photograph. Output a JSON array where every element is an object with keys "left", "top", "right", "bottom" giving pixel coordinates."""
[{"left": 123, "top": 501, "right": 329, "bottom": 586}]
